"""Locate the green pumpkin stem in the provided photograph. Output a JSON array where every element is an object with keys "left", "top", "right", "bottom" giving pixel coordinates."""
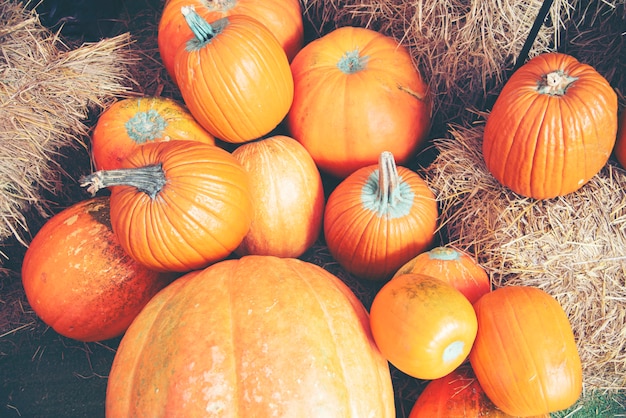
[
  {"left": 378, "top": 151, "right": 399, "bottom": 206},
  {"left": 181, "top": 5, "right": 216, "bottom": 42},
  {"left": 79, "top": 164, "right": 166, "bottom": 199},
  {"left": 337, "top": 49, "right": 368, "bottom": 74},
  {"left": 537, "top": 70, "right": 578, "bottom": 96}
]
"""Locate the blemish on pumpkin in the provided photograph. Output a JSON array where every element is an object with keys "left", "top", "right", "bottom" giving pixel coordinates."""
[
  {"left": 398, "top": 84, "right": 426, "bottom": 102},
  {"left": 64, "top": 214, "right": 79, "bottom": 227}
]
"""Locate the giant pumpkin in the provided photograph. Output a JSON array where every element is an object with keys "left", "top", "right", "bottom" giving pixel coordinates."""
[{"left": 105, "top": 256, "right": 396, "bottom": 417}]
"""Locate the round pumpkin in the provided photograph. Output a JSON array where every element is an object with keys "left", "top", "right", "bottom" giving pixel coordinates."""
[
  {"left": 174, "top": 6, "right": 294, "bottom": 143},
  {"left": 393, "top": 246, "right": 491, "bottom": 304},
  {"left": 469, "top": 286, "right": 583, "bottom": 416},
  {"left": 324, "top": 151, "right": 438, "bottom": 281},
  {"left": 91, "top": 96, "right": 215, "bottom": 171},
  {"left": 158, "top": 0, "right": 303, "bottom": 85},
  {"left": 287, "top": 26, "right": 432, "bottom": 178},
  {"left": 369, "top": 273, "right": 478, "bottom": 380},
  {"left": 105, "top": 255, "right": 396, "bottom": 417},
  {"left": 21, "top": 196, "right": 174, "bottom": 342},
  {"left": 408, "top": 365, "right": 550, "bottom": 418},
  {"left": 80, "top": 140, "right": 253, "bottom": 272},
  {"left": 614, "top": 108, "right": 626, "bottom": 168},
  {"left": 231, "top": 135, "right": 325, "bottom": 257},
  {"left": 483, "top": 52, "right": 618, "bottom": 199}
]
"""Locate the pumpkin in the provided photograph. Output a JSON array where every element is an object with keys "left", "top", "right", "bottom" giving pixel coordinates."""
[
  {"left": 393, "top": 246, "right": 491, "bottom": 304},
  {"left": 287, "top": 26, "right": 432, "bottom": 178},
  {"left": 231, "top": 135, "right": 325, "bottom": 257},
  {"left": 174, "top": 6, "right": 294, "bottom": 144},
  {"left": 408, "top": 365, "right": 550, "bottom": 418},
  {"left": 323, "top": 151, "right": 438, "bottom": 281},
  {"left": 158, "top": 0, "right": 303, "bottom": 85},
  {"left": 21, "top": 196, "right": 174, "bottom": 342},
  {"left": 105, "top": 255, "right": 396, "bottom": 417},
  {"left": 614, "top": 108, "right": 626, "bottom": 168},
  {"left": 483, "top": 52, "right": 618, "bottom": 199},
  {"left": 469, "top": 286, "right": 582, "bottom": 416},
  {"left": 80, "top": 140, "right": 253, "bottom": 272},
  {"left": 91, "top": 96, "right": 215, "bottom": 171},
  {"left": 369, "top": 273, "right": 478, "bottom": 380}
]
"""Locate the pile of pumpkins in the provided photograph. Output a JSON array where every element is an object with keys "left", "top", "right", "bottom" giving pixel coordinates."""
[{"left": 20, "top": 0, "right": 624, "bottom": 416}]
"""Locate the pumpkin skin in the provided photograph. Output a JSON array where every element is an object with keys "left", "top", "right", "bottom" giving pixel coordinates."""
[
  {"left": 91, "top": 96, "right": 215, "bottom": 171},
  {"left": 324, "top": 151, "right": 438, "bottom": 281},
  {"left": 21, "top": 196, "right": 174, "bottom": 342},
  {"left": 614, "top": 108, "right": 626, "bottom": 168},
  {"left": 105, "top": 255, "right": 396, "bottom": 417},
  {"left": 469, "top": 286, "right": 583, "bottom": 416},
  {"left": 408, "top": 365, "right": 550, "bottom": 418},
  {"left": 232, "top": 135, "right": 325, "bottom": 257},
  {"left": 159, "top": 0, "right": 303, "bottom": 85},
  {"left": 483, "top": 52, "right": 618, "bottom": 199},
  {"left": 287, "top": 26, "right": 432, "bottom": 178},
  {"left": 369, "top": 273, "right": 478, "bottom": 380},
  {"left": 174, "top": 7, "right": 294, "bottom": 143},
  {"left": 80, "top": 140, "right": 253, "bottom": 272},
  {"left": 393, "top": 246, "right": 491, "bottom": 304}
]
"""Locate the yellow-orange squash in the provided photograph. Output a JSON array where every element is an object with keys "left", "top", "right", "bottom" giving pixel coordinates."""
[
  {"left": 483, "top": 52, "right": 618, "bottom": 199},
  {"left": 105, "top": 256, "right": 395, "bottom": 417}
]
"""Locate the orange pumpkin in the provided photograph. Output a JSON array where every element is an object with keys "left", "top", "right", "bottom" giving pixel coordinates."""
[
  {"left": 614, "top": 109, "right": 626, "bottom": 168},
  {"left": 91, "top": 96, "right": 215, "bottom": 171},
  {"left": 324, "top": 151, "right": 438, "bottom": 281},
  {"left": 231, "top": 135, "right": 325, "bottom": 257},
  {"left": 21, "top": 196, "right": 174, "bottom": 342},
  {"left": 174, "top": 6, "right": 294, "bottom": 143},
  {"left": 158, "top": 0, "right": 303, "bottom": 85},
  {"left": 483, "top": 52, "right": 618, "bottom": 199},
  {"left": 370, "top": 273, "right": 478, "bottom": 380},
  {"left": 393, "top": 246, "right": 491, "bottom": 304},
  {"left": 105, "top": 256, "right": 396, "bottom": 417},
  {"left": 469, "top": 286, "right": 582, "bottom": 416},
  {"left": 288, "top": 26, "right": 432, "bottom": 178},
  {"left": 409, "top": 365, "right": 549, "bottom": 418},
  {"left": 80, "top": 140, "right": 253, "bottom": 272}
]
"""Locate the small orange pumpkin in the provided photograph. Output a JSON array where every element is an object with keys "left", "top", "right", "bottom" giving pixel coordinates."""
[
  {"left": 370, "top": 273, "right": 478, "bottom": 380},
  {"left": 231, "top": 135, "right": 325, "bottom": 257},
  {"left": 483, "top": 52, "right": 618, "bottom": 199},
  {"left": 21, "top": 196, "right": 174, "bottom": 342},
  {"left": 91, "top": 96, "right": 215, "bottom": 171},
  {"left": 393, "top": 246, "right": 491, "bottom": 304},
  {"left": 469, "top": 286, "right": 582, "bottom": 416},
  {"left": 324, "top": 151, "right": 438, "bottom": 281}
]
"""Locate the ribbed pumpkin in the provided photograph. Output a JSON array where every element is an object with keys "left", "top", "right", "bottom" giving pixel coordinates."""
[
  {"left": 105, "top": 256, "right": 396, "bottom": 417},
  {"left": 91, "top": 96, "right": 215, "bottom": 171},
  {"left": 80, "top": 140, "right": 253, "bottom": 272},
  {"left": 614, "top": 109, "right": 626, "bottom": 168},
  {"left": 409, "top": 365, "right": 549, "bottom": 418},
  {"left": 393, "top": 246, "right": 491, "bottom": 304},
  {"left": 158, "top": 0, "right": 303, "bottom": 85},
  {"left": 483, "top": 52, "right": 618, "bottom": 199},
  {"left": 174, "top": 6, "right": 294, "bottom": 143},
  {"left": 288, "top": 26, "right": 431, "bottom": 178},
  {"left": 21, "top": 196, "right": 174, "bottom": 342},
  {"left": 469, "top": 286, "right": 583, "bottom": 416},
  {"left": 323, "top": 151, "right": 438, "bottom": 281},
  {"left": 370, "top": 273, "right": 478, "bottom": 380},
  {"left": 231, "top": 135, "right": 325, "bottom": 257}
]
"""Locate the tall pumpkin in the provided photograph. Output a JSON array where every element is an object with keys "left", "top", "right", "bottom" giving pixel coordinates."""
[
  {"left": 91, "top": 96, "right": 215, "bottom": 171},
  {"left": 469, "top": 286, "right": 582, "bottom": 416},
  {"left": 105, "top": 256, "right": 396, "bottom": 417},
  {"left": 324, "top": 151, "right": 438, "bottom": 281},
  {"left": 231, "top": 135, "right": 325, "bottom": 258},
  {"left": 174, "top": 6, "right": 294, "bottom": 143},
  {"left": 483, "top": 52, "right": 618, "bottom": 199},
  {"left": 21, "top": 196, "right": 174, "bottom": 342},
  {"left": 158, "top": 0, "right": 303, "bottom": 85},
  {"left": 80, "top": 140, "right": 253, "bottom": 272},
  {"left": 288, "top": 26, "right": 431, "bottom": 178}
]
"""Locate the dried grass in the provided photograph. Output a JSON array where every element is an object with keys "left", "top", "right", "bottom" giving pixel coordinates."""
[
  {"left": 422, "top": 123, "right": 626, "bottom": 391},
  {"left": 0, "top": 0, "right": 136, "bottom": 257}
]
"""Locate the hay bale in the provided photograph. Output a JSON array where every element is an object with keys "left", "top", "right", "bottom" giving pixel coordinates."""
[
  {"left": 0, "top": 1, "right": 135, "bottom": 255},
  {"left": 422, "top": 123, "right": 626, "bottom": 391}
]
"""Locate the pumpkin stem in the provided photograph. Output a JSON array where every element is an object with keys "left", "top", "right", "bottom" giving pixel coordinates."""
[
  {"left": 181, "top": 5, "right": 217, "bottom": 43},
  {"left": 428, "top": 247, "right": 461, "bottom": 261},
  {"left": 126, "top": 108, "right": 168, "bottom": 144},
  {"left": 377, "top": 151, "right": 400, "bottom": 205},
  {"left": 79, "top": 164, "right": 167, "bottom": 199},
  {"left": 337, "top": 49, "right": 369, "bottom": 74},
  {"left": 537, "top": 70, "right": 578, "bottom": 96}
]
